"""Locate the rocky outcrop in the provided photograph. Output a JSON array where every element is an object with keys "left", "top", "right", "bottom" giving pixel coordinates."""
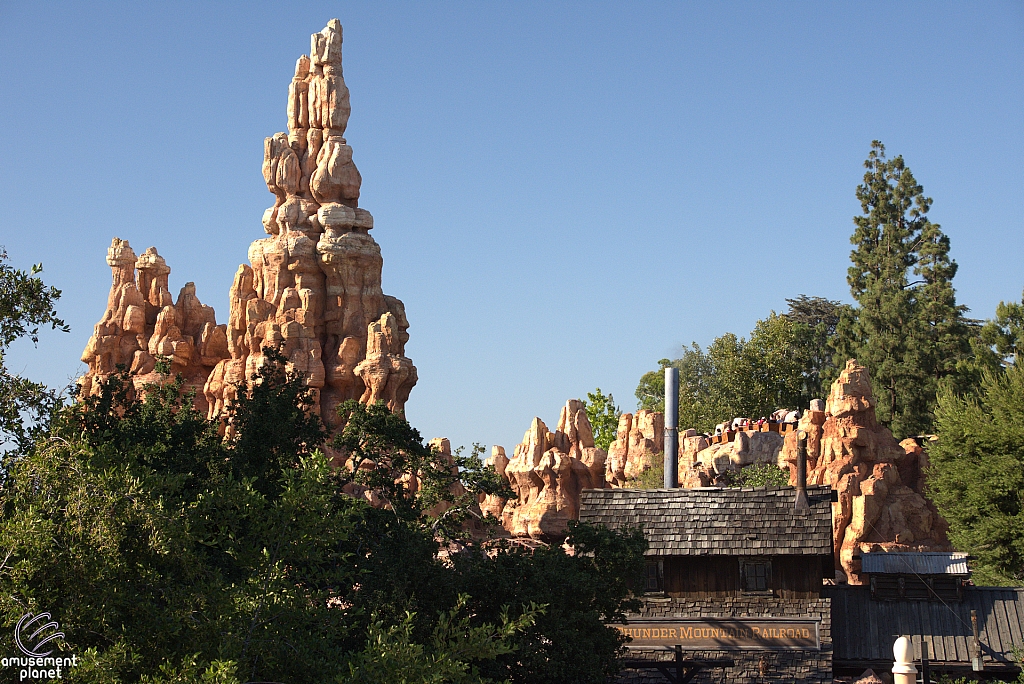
[
  {"left": 479, "top": 446, "right": 510, "bottom": 520},
  {"left": 206, "top": 19, "right": 416, "bottom": 428},
  {"left": 79, "top": 239, "right": 229, "bottom": 414},
  {"left": 497, "top": 400, "right": 608, "bottom": 540},
  {"left": 82, "top": 21, "right": 416, "bottom": 428},
  {"left": 679, "top": 429, "right": 784, "bottom": 487},
  {"left": 779, "top": 359, "right": 950, "bottom": 583},
  {"left": 605, "top": 410, "right": 664, "bottom": 487}
]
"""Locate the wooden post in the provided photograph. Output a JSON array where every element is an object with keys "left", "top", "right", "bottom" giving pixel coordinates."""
[
  {"left": 971, "top": 609, "right": 983, "bottom": 671},
  {"left": 794, "top": 430, "right": 809, "bottom": 513},
  {"left": 921, "top": 639, "right": 930, "bottom": 684}
]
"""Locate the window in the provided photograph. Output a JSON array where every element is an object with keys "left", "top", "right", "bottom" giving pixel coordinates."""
[
  {"left": 741, "top": 559, "right": 771, "bottom": 593},
  {"left": 645, "top": 559, "right": 664, "bottom": 593}
]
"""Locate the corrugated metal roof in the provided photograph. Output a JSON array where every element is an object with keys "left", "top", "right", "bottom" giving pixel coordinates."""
[
  {"left": 861, "top": 552, "right": 970, "bottom": 576},
  {"left": 826, "top": 585, "right": 1024, "bottom": 668},
  {"left": 578, "top": 486, "right": 833, "bottom": 556}
]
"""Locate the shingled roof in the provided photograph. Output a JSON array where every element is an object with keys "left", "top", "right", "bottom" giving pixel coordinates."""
[{"left": 579, "top": 486, "right": 833, "bottom": 556}]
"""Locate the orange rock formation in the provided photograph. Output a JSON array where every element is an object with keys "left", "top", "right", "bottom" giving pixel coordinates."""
[
  {"left": 605, "top": 410, "right": 665, "bottom": 487},
  {"left": 81, "top": 20, "right": 416, "bottom": 426},
  {"left": 79, "top": 240, "right": 229, "bottom": 413},
  {"left": 779, "top": 359, "right": 950, "bottom": 583},
  {"left": 497, "top": 400, "right": 608, "bottom": 540}
]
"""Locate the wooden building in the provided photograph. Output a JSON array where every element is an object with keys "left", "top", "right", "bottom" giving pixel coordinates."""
[
  {"left": 860, "top": 551, "right": 969, "bottom": 602},
  {"left": 827, "top": 584, "right": 1024, "bottom": 678},
  {"left": 580, "top": 485, "right": 835, "bottom": 683}
]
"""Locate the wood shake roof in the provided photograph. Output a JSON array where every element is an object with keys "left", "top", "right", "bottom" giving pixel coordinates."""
[
  {"left": 578, "top": 486, "right": 833, "bottom": 557},
  {"left": 827, "top": 585, "right": 1024, "bottom": 670}
]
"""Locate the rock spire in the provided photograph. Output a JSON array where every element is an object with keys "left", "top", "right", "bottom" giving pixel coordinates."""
[
  {"left": 81, "top": 20, "right": 417, "bottom": 426},
  {"left": 79, "top": 240, "right": 229, "bottom": 412}
]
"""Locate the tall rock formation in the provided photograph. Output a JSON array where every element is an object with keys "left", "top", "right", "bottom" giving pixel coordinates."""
[
  {"left": 207, "top": 19, "right": 416, "bottom": 428},
  {"left": 605, "top": 410, "right": 664, "bottom": 487},
  {"left": 81, "top": 20, "right": 416, "bottom": 427},
  {"left": 779, "top": 360, "right": 950, "bottom": 583},
  {"left": 79, "top": 239, "right": 229, "bottom": 413},
  {"left": 496, "top": 400, "right": 608, "bottom": 540}
]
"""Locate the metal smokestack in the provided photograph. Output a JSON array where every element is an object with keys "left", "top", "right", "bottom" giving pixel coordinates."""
[
  {"left": 794, "top": 429, "right": 809, "bottom": 513},
  {"left": 664, "top": 367, "right": 679, "bottom": 489}
]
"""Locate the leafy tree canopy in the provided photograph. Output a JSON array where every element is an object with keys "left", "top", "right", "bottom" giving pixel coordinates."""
[
  {"left": 1, "top": 353, "right": 645, "bottom": 683},
  {"left": 583, "top": 388, "right": 621, "bottom": 451},
  {"left": 636, "top": 312, "right": 823, "bottom": 433},
  {"left": 0, "top": 247, "right": 69, "bottom": 454},
  {"left": 980, "top": 288, "right": 1024, "bottom": 368}
]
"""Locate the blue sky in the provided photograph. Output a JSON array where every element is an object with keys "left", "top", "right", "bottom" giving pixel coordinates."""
[{"left": 1, "top": 2, "right": 1021, "bottom": 454}]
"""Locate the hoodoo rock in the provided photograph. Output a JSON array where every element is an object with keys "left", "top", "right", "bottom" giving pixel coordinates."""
[
  {"left": 208, "top": 18, "right": 415, "bottom": 427},
  {"left": 81, "top": 20, "right": 416, "bottom": 427},
  {"left": 605, "top": 410, "right": 665, "bottom": 487},
  {"left": 495, "top": 400, "right": 608, "bottom": 540},
  {"left": 779, "top": 359, "right": 950, "bottom": 583},
  {"left": 79, "top": 239, "right": 228, "bottom": 414}
]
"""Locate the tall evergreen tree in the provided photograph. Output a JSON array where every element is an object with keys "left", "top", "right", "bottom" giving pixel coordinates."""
[{"left": 834, "top": 141, "right": 970, "bottom": 438}]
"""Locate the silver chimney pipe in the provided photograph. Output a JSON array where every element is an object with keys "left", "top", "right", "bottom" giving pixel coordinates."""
[
  {"left": 664, "top": 366, "right": 679, "bottom": 489},
  {"left": 794, "top": 429, "right": 809, "bottom": 512}
]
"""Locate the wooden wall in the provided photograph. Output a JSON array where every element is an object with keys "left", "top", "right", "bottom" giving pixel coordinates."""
[{"left": 661, "top": 555, "right": 829, "bottom": 599}]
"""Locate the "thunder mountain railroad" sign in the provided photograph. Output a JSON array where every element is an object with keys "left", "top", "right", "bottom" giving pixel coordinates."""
[{"left": 614, "top": 618, "right": 820, "bottom": 651}]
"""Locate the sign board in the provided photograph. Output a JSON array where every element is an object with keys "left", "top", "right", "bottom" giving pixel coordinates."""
[{"left": 613, "top": 618, "right": 820, "bottom": 651}]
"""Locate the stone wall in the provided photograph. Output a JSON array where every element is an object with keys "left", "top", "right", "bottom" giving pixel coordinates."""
[{"left": 618, "top": 596, "right": 832, "bottom": 684}]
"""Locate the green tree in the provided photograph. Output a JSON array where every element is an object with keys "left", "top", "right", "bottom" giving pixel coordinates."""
[
  {"left": 928, "top": 363, "right": 1024, "bottom": 585},
  {"left": 734, "top": 463, "right": 790, "bottom": 488},
  {"left": 583, "top": 388, "right": 621, "bottom": 451},
  {"left": 450, "top": 521, "right": 646, "bottom": 684},
  {"left": 833, "top": 141, "right": 972, "bottom": 438},
  {"left": 2, "top": 349, "right": 645, "bottom": 683},
  {"left": 0, "top": 247, "right": 68, "bottom": 454},
  {"left": 636, "top": 313, "right": 812, "bottom": 433},
  {"left": 783, "top": 295, "right": 846, "bottom": 395},
  {"left": 1, "top": 361, "right": 364, "bottom": 683},
  {"left": 340, "top": 597, "right": 540, "bottom": 684},
  {"left": 981, "top": 288, "right": 1024, "bottom": 367}
]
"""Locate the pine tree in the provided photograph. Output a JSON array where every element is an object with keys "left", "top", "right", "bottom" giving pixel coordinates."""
[{"left": 834, "top": 141, "right": 970, "bottom": 438}]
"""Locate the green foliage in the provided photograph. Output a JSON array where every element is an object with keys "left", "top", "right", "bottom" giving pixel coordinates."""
[
  {"left": 833, "top": 141, "right": 973, "bottom": 438},
  {"left": 0, "top": 247, "right": 68, "bottom": 348},
  {"left": 1, "top": 341, "right": 643, "bottom": 683},
  {"left": 0, "top": 247, "right": 69, "bottom": 454},
  {"left": 636, "top": 313, "right": 817, "bottom": 433},
  {"left": 340, "top": 596, "right": 540, "bottom": 684},
  {"left": 783, "top": 295, "right": 847, "bottom": 395},
  {"left": 981, "top": 288, "right": 1024, "bottom": 367},
  {"left": 448, "top": 521, "right": 647, "bottom": 684},
  {"left": 332, "top": 401, "right": 510, "bottom": 540},
  {"left": 732, "top": 462, "right": 791, "bottom": 488},
  {"left": 583, "top": 388, "right": 621, "bottom": 451},
  {"left": 627, "top": 460, "right": 665, "bottom": 489},
  {"left": 928, "top": 363, "right": 1024, "bottom": 585},
  {"left": 1, "top": 360, "right": 364, "bottom": 683}
]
